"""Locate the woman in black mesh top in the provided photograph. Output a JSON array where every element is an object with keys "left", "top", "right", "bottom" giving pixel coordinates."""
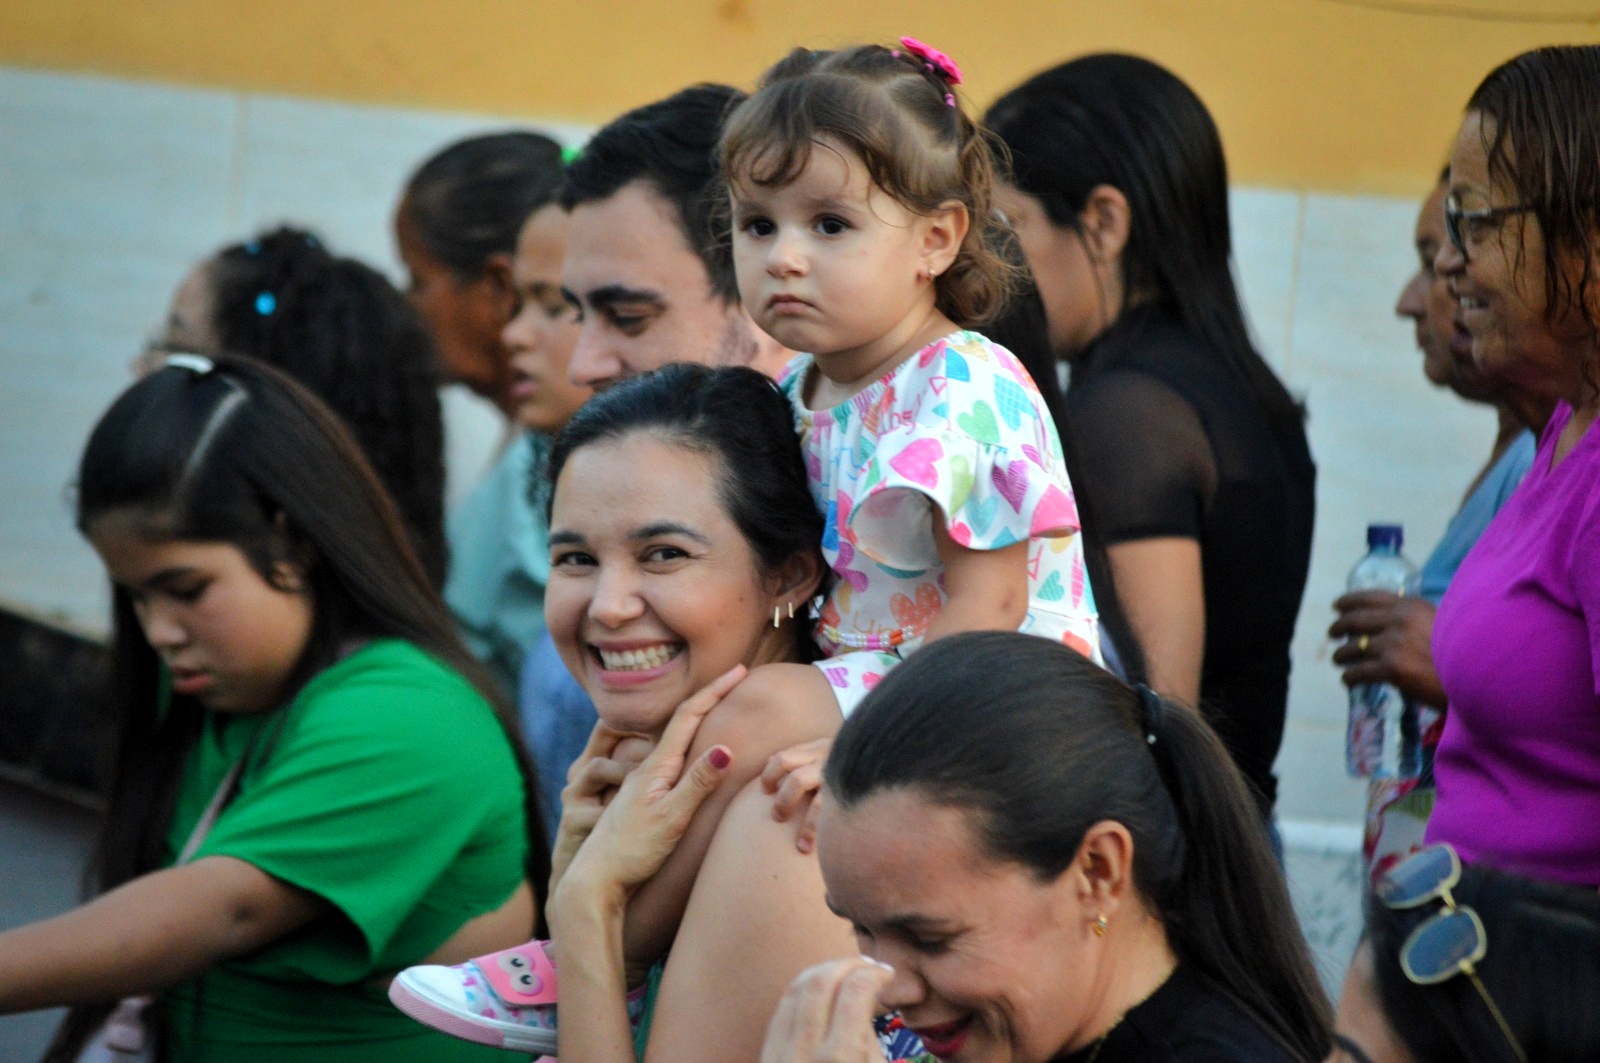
[{"left": 986, "top": 54, "right": 1315, "bottom": 816}]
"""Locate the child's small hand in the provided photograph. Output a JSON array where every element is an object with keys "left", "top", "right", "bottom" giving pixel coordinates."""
[{"left": 761, "top": 737, "right": 833, "bottom": 854}]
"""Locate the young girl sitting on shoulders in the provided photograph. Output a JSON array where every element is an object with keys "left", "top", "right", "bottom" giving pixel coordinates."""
[
  {"left": 724, "top": 38, "right": 1100, "bottom": 709},
  {"left": 391, "top": 39, "right": 1102, "bottom": 1060},
  {"left": 0, "top": 355, "right": 544, "bottom": 1063}
]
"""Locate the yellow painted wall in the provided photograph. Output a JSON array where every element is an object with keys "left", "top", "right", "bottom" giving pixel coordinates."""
[{"left": 4, "top": 0, "right": 1597, "bottom": 195}]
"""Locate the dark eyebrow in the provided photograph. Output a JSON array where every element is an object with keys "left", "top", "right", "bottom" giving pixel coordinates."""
[
  {"left": 586, "top": 284, "right": 666, "bottom": 311},
  {"left": 548, "top": 524, "right": 710, "bottom": 547},
  {"left": 823, "top": 895, "right": 952, "bottom": 933},
  {"left": 807, "top": 196, "right": 857, "bottom": 213},
  {"left": 879, "top": 914, "right": 955, "bottom": 934},
  {"left": 633, "top": 521, "right": 710, "bottom": 544},
  {"left": 134, "top": 566, "right": 202, "bottom": 592}
]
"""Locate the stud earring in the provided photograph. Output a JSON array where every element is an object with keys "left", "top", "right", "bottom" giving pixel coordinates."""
[
  {"left": 773, "top": 605, "right": 783, "bottom": 629},
  {"left": 1093, "top": 913, "right": 1108, "bottom": 937},
  {"left": 788, "top": 601, "right": 796, "bottom": 619}
]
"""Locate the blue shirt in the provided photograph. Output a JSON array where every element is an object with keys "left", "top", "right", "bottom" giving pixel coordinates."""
[
  {"left": 518, "top": 631, "right": 597, "bottom": 840},
  {"left": 444, "top": 433, "right": 552, "bottom": 694},
  {"left": 1419, "top": 430, "right": 1537, "bottom": 604}
]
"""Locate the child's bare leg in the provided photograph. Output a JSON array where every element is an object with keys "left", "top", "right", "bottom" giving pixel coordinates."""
[{"left": 619, "top": 663, "right": 839, "bottom": 972}]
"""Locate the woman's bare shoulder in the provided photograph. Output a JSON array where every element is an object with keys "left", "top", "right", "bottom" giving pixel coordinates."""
[{"left": 691, "top": 663, "right": 839, "bottom": 762}]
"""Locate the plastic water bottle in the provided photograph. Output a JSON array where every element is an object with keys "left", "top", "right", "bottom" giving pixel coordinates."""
[{"left": 1345, "top": 524, "right": 1422, "bottom": 779}]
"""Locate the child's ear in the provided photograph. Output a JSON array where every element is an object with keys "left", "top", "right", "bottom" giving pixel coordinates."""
[
  {"left": 1078, "top": 184, "right": 1132, "bottom": 266},
  {"left": 921, "top": 200, "right": 971, "bottom": 280}
]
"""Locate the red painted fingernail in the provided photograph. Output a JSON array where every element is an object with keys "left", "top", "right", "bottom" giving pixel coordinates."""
[{"left": 709, "top": 747, "right": 731, "bottom": 770}]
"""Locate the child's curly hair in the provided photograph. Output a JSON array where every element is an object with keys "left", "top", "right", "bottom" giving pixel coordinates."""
[{"left": 719, "top": 44, "right": 1016, "bottom": 327}]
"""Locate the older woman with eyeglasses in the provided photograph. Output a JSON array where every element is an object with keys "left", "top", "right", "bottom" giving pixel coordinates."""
[
  {"left": 1331, "top": 844, "right": 1600, "bottom": 1063},
  {"left": 1421, "top": 45, "right": 1600, "bottom": 888}
]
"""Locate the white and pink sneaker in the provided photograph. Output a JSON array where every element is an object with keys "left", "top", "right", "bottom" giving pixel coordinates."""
[{"left": 389, "top": 940, "right": 561, "bottom": 1054}]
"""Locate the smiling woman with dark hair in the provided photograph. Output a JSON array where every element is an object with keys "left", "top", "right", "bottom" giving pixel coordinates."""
[
  {"left": 1423, "top": 44, "right": 1600, "bottom": 888},
  {"left": 760, "top": 631, "right": 1331, "bottom": 1062},
  {"left": 390, "top": 365, "right": 853, "bottom": 1063}
]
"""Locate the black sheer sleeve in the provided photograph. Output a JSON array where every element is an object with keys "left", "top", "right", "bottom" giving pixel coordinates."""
[{"left": 1065, "top": 369, "right": 1218, "bottom": 545}]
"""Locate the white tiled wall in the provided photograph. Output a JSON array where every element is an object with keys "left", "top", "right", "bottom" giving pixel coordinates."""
[
  {"left": 0, "top": 66, "right": 1497, "bottom": 846},
  {"left": 0, "top": 66, "right": 586, "bottom": 634}
]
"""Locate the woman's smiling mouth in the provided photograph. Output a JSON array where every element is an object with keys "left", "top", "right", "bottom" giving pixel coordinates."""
[
  {"left": 910, "top": 1016, "right": 973, "bottom": 1057},
  {"left": 592, "top": 642, "right": 683, "bottom": 672}
]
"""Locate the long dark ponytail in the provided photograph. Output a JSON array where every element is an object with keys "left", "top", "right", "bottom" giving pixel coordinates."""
[{"left": 826, "top": 632, "right": 1331, "bottom": 1060}]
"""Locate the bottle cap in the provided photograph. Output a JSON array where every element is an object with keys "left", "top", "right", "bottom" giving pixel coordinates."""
[{"left": 1367, "top": 523, "right": 1403, "bottom": 549}]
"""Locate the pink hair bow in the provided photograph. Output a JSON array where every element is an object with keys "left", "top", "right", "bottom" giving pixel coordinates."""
[{"left": 899, "top": 36, "right": 963, "bottom": 86}]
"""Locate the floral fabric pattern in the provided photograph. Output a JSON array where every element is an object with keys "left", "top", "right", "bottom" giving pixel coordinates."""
[{"left": 782, "top": 331, "right": 1101, "bottom": 712}]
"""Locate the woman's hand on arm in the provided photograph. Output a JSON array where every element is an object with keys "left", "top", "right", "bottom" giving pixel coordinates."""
[
  {"left": 546, "top": 667, "right": 742, "bottom": 1063},
  {"left": 0, "top": 856, "right": 325, "bottom": 1013},
  {"left": 1328, "top": 590, "right": 1448, "bottom": 709},
  {"left": 1107, "top": 536, "right": 1205, "bottom": 707},
  {"left": 550, "top": 724, "right": 654, "bottom": 897},
  {"left": 621, "top": 664, "right": 839, "bottom": 972},
  {"left": 923, "top": 527, "right": 1029, "bottom": 642},
  {"left": 761, "top": 958, "right": 894, "bottom": 1063}
]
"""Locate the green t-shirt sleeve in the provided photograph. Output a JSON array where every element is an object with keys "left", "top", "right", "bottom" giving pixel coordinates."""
[{"left": 193, "top": 643, "right": 528, "bottom": 982}]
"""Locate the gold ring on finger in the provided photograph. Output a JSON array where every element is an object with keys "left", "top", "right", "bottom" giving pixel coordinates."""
[{"left": 1357, "top": 634, "right": 1370, "bottom": 654}]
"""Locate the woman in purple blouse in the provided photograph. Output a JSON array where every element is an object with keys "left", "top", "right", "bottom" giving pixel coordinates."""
[{"left": 1427, "top": 45, "right": 1600, "bottom": 887}]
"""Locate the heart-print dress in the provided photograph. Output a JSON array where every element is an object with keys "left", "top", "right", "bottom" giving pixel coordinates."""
[{"left": 781, "top": 331, "right": 1102, "bottom": 713}]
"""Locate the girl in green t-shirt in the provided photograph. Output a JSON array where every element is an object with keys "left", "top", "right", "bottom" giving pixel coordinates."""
[{"left": 0, "top": 355, "right": 546, "bottom": 1063}]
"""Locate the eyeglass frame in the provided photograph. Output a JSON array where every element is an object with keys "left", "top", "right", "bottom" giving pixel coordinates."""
[
  {"left": 1374, "top": 843, "right": 1528, "bottom": 1063},
  {"left": 1443, "top": 193, "right": 1536, "bottom": 260}
]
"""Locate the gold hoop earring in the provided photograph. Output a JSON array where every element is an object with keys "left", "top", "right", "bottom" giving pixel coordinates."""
[{"left": 1093, "top": 913, "right": 1108, "bottom": 937}]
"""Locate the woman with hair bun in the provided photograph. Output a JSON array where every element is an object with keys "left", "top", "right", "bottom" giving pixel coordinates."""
[{"left": 143, "top": 226, "right": 449, "bottom": 587}]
